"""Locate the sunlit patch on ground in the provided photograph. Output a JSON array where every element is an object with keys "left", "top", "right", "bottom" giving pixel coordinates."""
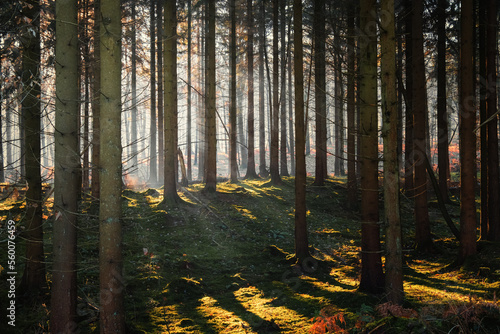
[{"left": 197, "top": 296, "right": 253, "bottom": 333}]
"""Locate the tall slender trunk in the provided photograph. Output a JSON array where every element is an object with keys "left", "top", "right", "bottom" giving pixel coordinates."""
[
  {"left": 20, "top": 0, "right": 45, "bottom": 294},
  {"left": 347, "top": 3, "right": 357, "bottom": 205},
  {"left": 437, "top": 0, "right": 450, "bottom": 202},
  {"left": 403, "top": 0, "right": 413, "bottom": 195},
  {"left": 149, "top": 1, "right": 157, "bottom": 185},
  {"left": 280, "top": 0, "right": 289, "bottom": 177},
  {"left": 359, "top": 0, "right": 384, "bottom": 294},
  {"left": 270, "top": 0, "right": 281, "bottom": 184},
  {"left": 163, "top": 0, "right": 179, "bottom": 205},
  {"left": 313, "top": 0, "right": 326, "bottom": 186},
  {"left": 187, "top": 0, "right": 192, "bottom": 181},
  {"left": 381, "top": 0, "right": 403, "bottom": 305},
  {"left": 51, "top": 0, "right": 79, "bottom": 329},
  {"left": 131, "top": 1, "right": 138, "bottom": 173},
  {"left": 486, "top": 0, "right": 499, "bottom": 241},
  {"left": 245, "top": 0, "right": 258, "bottom": 179},
  {"left": 99, "top": 0, "right": 125, "bottom": 330},
  {"left": 412, "top": 0, "right": 432, "bottom": 252},
  {"left": 157, "top": 0, "right": 164, "bottom": 183},
  {"left": 258, "top": 0, "right": 268, "bottom": 177},
  {"left": 288, "top": 35, "right": 295, "bottom": 176},
  {"left": 204, "top": 0, "right": 217, "bottom": 192},
  {"left": 294, "top": 0, "right": 310, "bottom": 264},
  {"left": 458, "top": 0, "right": 477, "bottom": 261},
  {"left": 229, "top": 0, "right": 238, "bottom": 183},
  {"left": 479, "top": 0, "right": 488, "bottom": 240},
  {"left": 91, "top": 0, "right": 101, "bottom": 199}
]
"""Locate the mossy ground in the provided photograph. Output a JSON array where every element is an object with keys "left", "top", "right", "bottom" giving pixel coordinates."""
[{"left": 1, "top": 177, "right": 499, "bottom": 333}]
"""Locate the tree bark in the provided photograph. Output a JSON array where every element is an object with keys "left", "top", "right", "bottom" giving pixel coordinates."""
[
  {"left": 20, "top": 0, "right": 46, "bottom": 294},
  {"left": 358, "top": 0, "right": 384, "bottom": 294},
  {"left": 258, "top": 0, "right": 268, "bottom": 177},
  {"left": 403, "top": 0, "right": 413, "bottom": 196},
  {"left": 381, "top": 0, "right": 403, "bottom": 305},
  {"left": 412, "top": 0, "right": 432, "bottom": 252},
  {"left": 157, "top": 0, "right": 164, "bottom": 184},
  {"left": 486, "top": 0, "right": 499, "bottom": 241},
  {"left": 149, "top": 0, "right": 157, "bottom": 185},
  {"left": 458, "top": 0, "right": 477, "bottom": 262},
  {"left": 346, "top": 3, "right": 357, "bottom": 206},
  {"left": 163, "top": 0, "right": 179, "bottom": 205},
  {"left": 280, "top": 0, "right": 289, "bottom": 177},
  {"left": 51, "top": 0, "right": 79, "bottom": 330},
  {"left": 294, "top": 0, "right": 310, "bottom": 264},
  {"left": 187, "top": 0, "right": 192, "bottom": 181},
  {"left": 91, "top": 0, "right": 101, "bottom": 199},
  {"left": 203, "top": 0, "right": 217, "bottom": 192},
  {"left": 245, "top": 0, "right": 258, "bottom": 179},
  {"left": 270, "top": 0, "right": 282, "bottom": 185},
  {"left": 437, "top": 0, "right": 450, "bottom": 202},
  {"left": 313, "top": 0, "right": 327, "bottom": 186},
  {"left": 99, "top": 0, "right": 125, "bottom": 330},
  {"left": 229, "top": 0, "right": 238, "bottom": 183}
]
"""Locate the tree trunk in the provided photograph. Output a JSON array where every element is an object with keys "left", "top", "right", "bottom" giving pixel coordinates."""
[
  {"left": 458, "top": 0, "right": 477, "bottom": 262},
  {"left": 203, "top": 0, "right": 217, "bottom": 192},
  {"left": 149, "top": 0, "right": 157, "bottom": 185},
  {"left": 245, "top": 0, "right": 258, "bottom": 179},
  {"left": 280, "top": 0, "right": 289, "bottom": 177},
  {"left": 187, "top": 0, "right": 192, "bottom": 181},
  {"left": 20, "top": 0, "right": 45, "bottom": 294},
  {"left": 359, "top": 0, "right": 384, "bottom": 294},
  {"left": 486, "top": 0, "right": 499, "bottom": 241},
  {"left": 412, "top": 0, "right": 432, "bottom": 252},
  {"left": 288, "top": 35, "right": 295, "bottom": 176},
  {"left": 479, "top": 0, "right": 488, "bottom": 240},
  {"left": 258, "top": 0, "right": 268, "bottom": 177},
  {"left": 91, "top": 0, "right": 101, "bottom": 199},
  {"left": 130, "top": 0, "right": 138, "bottom": 173},
  {"left": 294, "top": 0, "right": 310, "bottom": 264},
  {"left": 51, "top": 0, "right": 79, "bottom": 329},
  {"left": 157, "top": 0, "right": 164, "bottom": 184},
  {"left": 99, "top": 0, "right": 125, "bottom": 330},
  {"left": 346, "top": 3, "right": 357, "bottom": 206},
  {"left": 403, "top": 0, "right": 413, "bottom": 196},
  {"left": 437, "top": 0, "right": 450, "bottom": 202},
  {"left": 270, "top": 0, "right": 282, "bottom": 185},
  {"left": 229, "top": 0, "right": 238, "bottom": 183},
  {"left": 313, "top": 0, "right": 327, "bottom": 186},
  {"left": 163, "top": 0, "right": 179, "bottom": 205},
  {"left": 381, "top": 0, "right": 403, "bottom": 305}
]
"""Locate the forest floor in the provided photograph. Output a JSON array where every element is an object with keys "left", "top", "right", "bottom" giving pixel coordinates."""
[{"left": 1, "top": 176, "right": 500, "bottom": 333}]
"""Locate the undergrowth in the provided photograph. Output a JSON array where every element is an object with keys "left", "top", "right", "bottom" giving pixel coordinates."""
[{"left": 0, "top": 177, "right": 499, "bottom": 333}]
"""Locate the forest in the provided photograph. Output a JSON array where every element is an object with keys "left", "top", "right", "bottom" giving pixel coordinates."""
[{"left": 0, "top": 0, "right": 500, "bottom": 333}]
